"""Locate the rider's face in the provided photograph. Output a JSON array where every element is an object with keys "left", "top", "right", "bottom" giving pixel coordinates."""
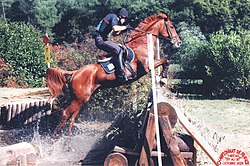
[{"left": 120, "top": 17, "right": 126, "bottom": 25}]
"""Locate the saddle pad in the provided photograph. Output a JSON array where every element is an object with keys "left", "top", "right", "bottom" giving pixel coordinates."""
[
  {"left": 98, "top": 47, "right": 135, "bottom": 74},
  {"left": 99, "top": 61, "right": 115, "bottom": 74},
  {"left": 127, "top": 47, "right": 135, "bottom": 63}
]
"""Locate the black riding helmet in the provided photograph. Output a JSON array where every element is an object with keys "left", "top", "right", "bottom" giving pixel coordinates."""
[{"left": 118, "top": 8, "right": 128, "bottom": 18}]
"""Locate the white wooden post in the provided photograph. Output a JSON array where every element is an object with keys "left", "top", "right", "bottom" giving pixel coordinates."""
[
  {"left": 156, "top": 38, "right": 161, "bottom": 75},
  {"left": 147, "top": 33, "right": 162, "bottom": 166}
]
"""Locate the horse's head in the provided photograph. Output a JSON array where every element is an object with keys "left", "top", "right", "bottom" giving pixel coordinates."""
[
  {"left": 159, "top": 14, "right": 182, "bottom": 49},
  {"left": 127, "top": 13, "right": 182, "bottom": 49}
]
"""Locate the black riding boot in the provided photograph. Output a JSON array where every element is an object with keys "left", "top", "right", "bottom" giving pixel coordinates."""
[{"left": 115, "top": 50, "right": 128, "bottom": 82}]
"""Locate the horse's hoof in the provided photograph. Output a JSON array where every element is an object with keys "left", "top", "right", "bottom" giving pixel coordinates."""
[{"left": 160, "top": 71, "right": 168, "bottom": 78}]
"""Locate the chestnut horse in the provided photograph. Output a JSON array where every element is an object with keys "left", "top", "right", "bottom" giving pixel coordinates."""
[{"left": 46, "top": 13, "right": 181, "bottom": 135}]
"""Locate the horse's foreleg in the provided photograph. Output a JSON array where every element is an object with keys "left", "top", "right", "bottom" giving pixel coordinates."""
[
  {"left": 154, "top": 57, "right": 172, "bottom": 78},
  {"left": 154, "top": 56, "right": 171, "bottom": 68}
]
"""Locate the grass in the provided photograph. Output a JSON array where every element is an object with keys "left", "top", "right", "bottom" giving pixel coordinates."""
[
  {"left": 180, "top": 98, "right": 250, "bottom": 134},
  {"left": 170, "top": 97, "right": 250, "bottom": 165}
]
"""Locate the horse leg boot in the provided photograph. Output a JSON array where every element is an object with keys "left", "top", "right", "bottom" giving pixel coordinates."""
[
  {"left": 160, "top": 64, "right": 169, "bottom": 78},
  {"left": 114, "top": 50, "right": 128, "bottom": 82}
]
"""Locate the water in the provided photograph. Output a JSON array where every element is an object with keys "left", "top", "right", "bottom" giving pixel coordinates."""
[{"left": 0, "top": 120, "right": 111, "bottom": 166}]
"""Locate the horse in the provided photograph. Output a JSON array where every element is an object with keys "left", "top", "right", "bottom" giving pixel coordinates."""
[{"left": 46, "top": 13, "right": 181, "bottom": 135}]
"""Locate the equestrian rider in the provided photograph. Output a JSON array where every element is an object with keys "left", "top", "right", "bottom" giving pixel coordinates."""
[{"left": 93, "top": 8, "right": 132, "bottom": 82}]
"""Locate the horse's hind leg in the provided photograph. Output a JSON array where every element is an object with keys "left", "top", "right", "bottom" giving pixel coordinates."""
[
  {"left": 55, "top": 107, "right": 70, "bottom": 134},
  {"left": 67, "top": 100, "right": 82, "bottom": 135},
  {"left": 55, "top": 99, "right": 82, "bottom": 135}
]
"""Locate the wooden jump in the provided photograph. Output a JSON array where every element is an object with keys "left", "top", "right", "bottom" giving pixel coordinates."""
[{"left": 0, "top": 99, "right": 52, "bottom": 129}]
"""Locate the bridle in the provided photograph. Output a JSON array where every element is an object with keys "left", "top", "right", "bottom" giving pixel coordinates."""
[
  {"left": 124, "top": 18, "right": 179, "bottom": 44},
  {"left": 163, "top": 19, "right": 180, "bottom": 44}
]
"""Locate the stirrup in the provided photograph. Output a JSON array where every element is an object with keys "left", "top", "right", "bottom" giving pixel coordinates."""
[{"left": 116, "top": 71, "right": 128, "bottom": 82}]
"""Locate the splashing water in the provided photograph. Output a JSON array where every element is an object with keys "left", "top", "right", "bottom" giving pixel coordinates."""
[
  {"left": 0, "top": 120, "right": 111, "bottom": 166},
  {"left": 35, "top": 121, "right": 110, "bottom": 166}
]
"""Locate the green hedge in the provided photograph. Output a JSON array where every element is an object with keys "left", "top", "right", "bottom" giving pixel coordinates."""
[{"left": 0, "top": 22, "right": 46, "bottom": 87}]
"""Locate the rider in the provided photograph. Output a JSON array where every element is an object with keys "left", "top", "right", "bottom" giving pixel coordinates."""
[{"left": 93, "top": 8, "right": 132, "bottom": 82}]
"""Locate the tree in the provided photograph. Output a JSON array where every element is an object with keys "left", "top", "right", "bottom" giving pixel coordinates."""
[
  {"left": 207, "top": 30, "right": 250, "bottom": 98},
  {"left": 193, "top": 0, "right": 250, "bottom": 34},
  {"left": 171, "top": 22, "right": 209, "bottom": 77},
  {"left": 33, "top": 0, "right": 61, "bottom": 34}
]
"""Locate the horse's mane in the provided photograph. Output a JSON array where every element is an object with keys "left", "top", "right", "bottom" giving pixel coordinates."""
[{"left": 127, "top": 13, "right": 168, "bottom": 43}]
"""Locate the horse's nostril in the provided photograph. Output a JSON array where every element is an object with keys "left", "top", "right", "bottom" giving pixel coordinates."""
[{"left": 177, "top": 41, "right": 182, "bottom": 47}]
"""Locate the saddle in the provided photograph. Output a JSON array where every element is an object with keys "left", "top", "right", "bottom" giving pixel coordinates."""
[{"left": 98, "top": 46, "right": 137, "bottom": 80}]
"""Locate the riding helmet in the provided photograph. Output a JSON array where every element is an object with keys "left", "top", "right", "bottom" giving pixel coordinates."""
[{"left": 118, "top": 8, "right": 128, "bottom": 18}]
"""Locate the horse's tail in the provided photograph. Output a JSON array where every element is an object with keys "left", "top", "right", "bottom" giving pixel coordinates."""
[{"left": 46, "top": 68, "right": 76, "bottom": 99}]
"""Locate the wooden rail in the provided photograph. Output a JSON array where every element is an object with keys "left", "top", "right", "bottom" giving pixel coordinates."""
[{"left": 0, "top": 99, "right": 51, "bottom": 129}]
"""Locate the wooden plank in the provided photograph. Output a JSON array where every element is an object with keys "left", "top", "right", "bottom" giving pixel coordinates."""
[
  {"left": 181, "top": 152, "right": 193, "bottom": 159},
  {"left": 114, "top": 146, "right": 192, "bottom": 159},
  {"left": 174, "top": 106, "right": 219, "bottom": 164},
  {"left": 159, "top": 116, "right": 186, "bottom": 166},
  {"left": 114, "top": 146, "right": 168, "bottom": 157},
  {"left": 114, "top": 146, "right": 139, "bottom": 156},
  {"left": 139, "top": 112, "right": 156, "bottom": 166},
  {"left": 175, "top": 136, "right": 190, "bottom": 152}
]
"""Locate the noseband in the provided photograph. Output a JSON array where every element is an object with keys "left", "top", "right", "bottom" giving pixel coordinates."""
[{"left": 164, "top": 19, "right": 179, "bottom": 44}]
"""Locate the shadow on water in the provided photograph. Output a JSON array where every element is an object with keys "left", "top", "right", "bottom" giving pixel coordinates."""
[
  {"left": 81, "top": 111, "right": 195, "bottom": 166},
  {"left": 81, "top": 113, "right": 143, "bottom": 166}
]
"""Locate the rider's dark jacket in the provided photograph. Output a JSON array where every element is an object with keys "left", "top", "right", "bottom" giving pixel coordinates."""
[{"left": 93, "top": 14, "right": 119, "bottom": 40}]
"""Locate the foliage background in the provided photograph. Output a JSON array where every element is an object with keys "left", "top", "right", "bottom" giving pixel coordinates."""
[{"left": 0, "top": 22, "right": 46, "bottom": 87}]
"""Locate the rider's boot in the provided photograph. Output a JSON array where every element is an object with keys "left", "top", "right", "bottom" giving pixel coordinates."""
[{"left": 115, "top": 50, "right": 128, "bottom": 82}]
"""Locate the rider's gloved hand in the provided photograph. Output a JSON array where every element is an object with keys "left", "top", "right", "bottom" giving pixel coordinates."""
[{"left": 126, "top": 24, "right": 133, "bottom": 30}]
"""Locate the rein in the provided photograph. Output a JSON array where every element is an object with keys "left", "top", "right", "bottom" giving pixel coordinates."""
[
  {"left": 133, "top": 27, "right": 171, "bottom": 41},
  {"left": 125, "top": 19, "right": 175, "bottom": 44}
]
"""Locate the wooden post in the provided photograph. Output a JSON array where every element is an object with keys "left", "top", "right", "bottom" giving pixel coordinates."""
[
  {"left": 159, "top": 115, "right": 186, "bottom": 165},
  {"left": 152, "top": 102, "right": 186, "bottom": 165},
  {"left": 139, "top": 111, "right": 156, "bottom": 165},
  {"left": 156, "top": 38, "right": 161, "bottom": 76},
  {"left": 104, "top": 152, "right": 128, "bottom": 166}
]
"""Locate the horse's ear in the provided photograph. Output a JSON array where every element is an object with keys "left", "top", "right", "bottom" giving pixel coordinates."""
[
  {"left": 167, "top": 13, "right": 171, "bottom": 20},
  {"left": 164, "top": 14, "right": 170, "bottom": 22},
  {"left": 158, "top": 13, "right": 167, "bottom": 19}
]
